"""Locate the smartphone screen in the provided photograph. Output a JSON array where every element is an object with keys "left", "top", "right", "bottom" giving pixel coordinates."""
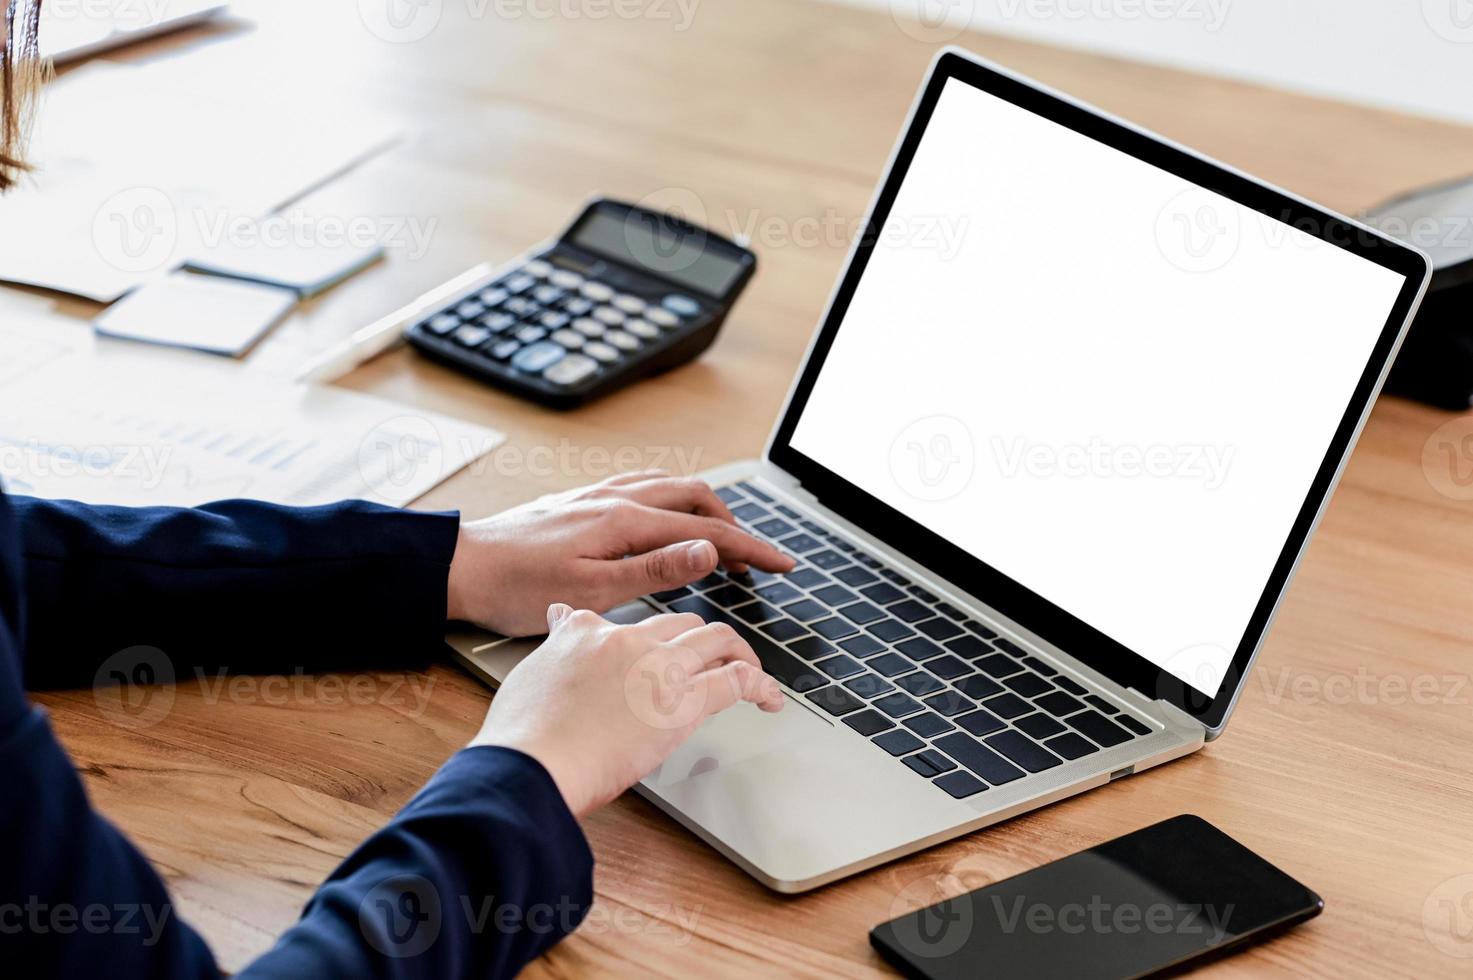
[{"left": 870, "top": 815, "right": 1322, "bottom": 980}]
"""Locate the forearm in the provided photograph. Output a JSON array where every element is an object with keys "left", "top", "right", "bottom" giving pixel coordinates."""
[{"left": 14, "top": 496, "right": 460, "bottom": 689}]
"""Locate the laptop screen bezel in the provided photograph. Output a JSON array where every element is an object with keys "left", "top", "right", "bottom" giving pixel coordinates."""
[{"left": 765, "top": 50, "right": 1430, "bottom": 733}]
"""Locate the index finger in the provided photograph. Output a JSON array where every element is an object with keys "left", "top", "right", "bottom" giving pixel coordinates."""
[{"left": 619, "top": 505, "right": 794, "bottom": 574}]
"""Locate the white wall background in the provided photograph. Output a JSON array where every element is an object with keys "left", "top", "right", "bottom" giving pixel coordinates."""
[{"left": 839, "top": 0, "right": 1473, "bottom": 126}]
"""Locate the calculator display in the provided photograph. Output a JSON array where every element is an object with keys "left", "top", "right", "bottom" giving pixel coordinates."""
[{"left": 571, "top": 209, "right": 746, "bottom": 297}]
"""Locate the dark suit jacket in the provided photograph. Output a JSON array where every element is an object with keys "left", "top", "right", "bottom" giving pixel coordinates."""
[{"left": 0, "top": 489, "right": 593, "bottom": 977}]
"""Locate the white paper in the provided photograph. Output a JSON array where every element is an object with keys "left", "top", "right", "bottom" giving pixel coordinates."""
[
  {"left": 186, "top": 238, "right": 385, "bottom": 297},
  {"left": 0, "top": 321, "right": 504, "bottom": 509},
  {"left": 93, "top": 272, "right": 297, "bottom": 355}
]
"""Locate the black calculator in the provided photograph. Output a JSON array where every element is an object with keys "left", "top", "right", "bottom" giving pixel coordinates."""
[{"left": 405, "top": 198, "right": 757, "bottom": 408}]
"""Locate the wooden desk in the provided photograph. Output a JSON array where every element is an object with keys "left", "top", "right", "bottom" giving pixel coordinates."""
[{"left": 20, "top": 0, "right": 1473, "bottom": 974}]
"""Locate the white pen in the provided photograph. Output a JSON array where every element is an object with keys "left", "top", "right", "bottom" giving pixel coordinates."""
[{"left": 295, "top": 263, "right": 495, "bottom": 384}]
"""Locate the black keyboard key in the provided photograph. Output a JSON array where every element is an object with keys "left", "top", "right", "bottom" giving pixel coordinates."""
[
  {"left": 809, "top": 550, "right": 848, "bottom": 569},
  {"left": 692, "top": 572, "right": 727, "bottom": 591},
  {"left": 736, "top": 481, "right": 773, "bottom": 502},
  {"left": 934, "top": 733, "right": 1025, "bottom": 785},
  {"left": 914, "top": 748, "right": 957, "bottom": 775},
  {"left": 705, "top": 584, "right": 752, "bottom": 608},
  {"left": 904, "top": 752, "right": 944, "bottom": 777},
  {"left": 874, "top": 729, "right": 925, "bottom": 756},
  {"left": 982, "top": 693, "right": 1032, "bottom": 719},
  {"left": 895, "top": 672, "right": 946, "bottom": 697},
  {"left": 815, "top": 655, "right": 865, "bottom": 680},
  {"left": 917, "top": 617, "right": 964, "bottom": 641},
  {"left": 843, "top": 709, "right": 893, "bottom": 736},
  {"left": 755, "top": 518, "right": 794, "bottom": 538},
  {"left": 933, "top": 771, "right": 987, "bottom": 798},
  {"left": 995, "top": 638, "right": 1027, "bottom": 657},
  {"left": 835, "top": 566, "right": 878, "bottom": 587},
  {"left": 755, "top": 581, "right": 801, "bottom": 604},
  {"left": 868, "top": 619, "right": 915, "bottom": 642},
  {"left": 1084, "top": 694, "right": 1119, "bottom": 715},
  {"left": 869, "top": 653, "right": 912, "bottom": 678},
  {"left": 1020, "top": 656, "right": 1058, "bottom": 677},
  {"left": 845, "top": 674, "right": 894, "bottom": 699},
  {"left": 760, "top": 619, "right": 809, "bottom": 642},
  {"left": 1055, "top": 676, "right": 1088, "bottom": 696},
  {"left": 903, "top": 712, "right": 955, "bottom": 738},
  {"left": 799, "top": 520, "right": 828, "bottom": 535},
  {"left": 1035, "top": 692, "right": 1086, "bottom": 717},
  {"left": 669, "top": 595, "right": 738, "bottom": 624},
  {"left": 1066, "top": 710, "right": 1133, "bottom": 747},
  {"left": 813, "top": 584, "right": 858, "bottom": 606},
  {"left": 963, "top": 619, "right": 998, "bottom": 639},
  {"left": 717, "top": 486, "right": 748, "bottom": 506},
  {"left": 945, "top": 635, "right": 991, "bottom": 659},
  {"left": 1003, "top": 673, "right": 1052, "bottom": 698},
  {"left": 733, "top": 601, "right": 781, "bottom": 624},
  {"left": 804, "top": 685, "right": 864, "bottom": 716},
  {"left": 1015, "top": 713, "right": 1066, "bottom": 739},
  {"left": 1045, "top": 732, "right": 1099, "bottom": 760},
  {"left": 924, "top": 655, "right": 972, "bottom": 680},
  {"left": 955, "top": 675, "right": 1003, "bottom": 700},
  {"left": 1119, "top": 715, "right": 1152, "bottom": 736},
  {"left": 935, "top": 602, "right": 966, "bottom": 621},
  {"left": 782, "top": 599, "right": 829, "bottom": 622},
  {"left": 889, "top": 600, "right": 932, "bottom": 623},
  {"left": 775, "top": 504, "right": 801, "bottom": 518},
  {"left": 860, "top": 582, "right": 906, "bottom": 605},
  {"left": 976, "top": 654, "right": 1024, "bottom": 679},
  {"left": 923, "top": 691, "right": 975, "bottom": 717},
  {"left": 839, "top": 634, "right": 884, "bottom": 658},
  {"left": 908, "top": 585, "right": 938, "bottom": 603},
  {"left": 780, "top": 533, "right": 824, "bottom": 554},
  {"left": 839, "top": 602, "right": 885, "bottom": 625},
  {"left": 787, "top": 568, "right": 830, "bottom": 589},
  {"left": 896, "top": 637, "right": 943, "bottom": 661},
  {"left": 669, "top": 595, "right": 825, "bottom": 693},
  {"left": 855, "top": 553, "right": 882, "bottom": 568},
  {"left": 881, "top": 568, "right": 909, "bottom": 585},
  {"left": 985, "top": 730, "right": 1062, "bottom": 773},
  {"left": 789, "top": 636, "right": 835, "bottom": 661},
  {"left": 874, "top": 692, "right": 924, "bottom": 718},
  {"left": 732, "top": 502, "right": 767, "bottom": 522},
  {"left": 652, "top": 586, "right": 691, "bottom": 602},
  {"left": 812, "top": 618, "right": 858, "bottom": 640},
  {"left": 956, "top": 709, "right": 1006, "bottom": 737}
]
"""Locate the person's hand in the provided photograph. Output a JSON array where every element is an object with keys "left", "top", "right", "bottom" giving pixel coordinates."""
[
  {"left": 446, "top": 472, "right": 794, "bottom": 637},
  {"left": 470, "top": 604, "right": 785, "bottom": 817}
]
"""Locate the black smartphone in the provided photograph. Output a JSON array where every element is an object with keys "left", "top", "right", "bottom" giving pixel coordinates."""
[{"left": 870, "top": 815, "right": 1322, "bottom": 980}]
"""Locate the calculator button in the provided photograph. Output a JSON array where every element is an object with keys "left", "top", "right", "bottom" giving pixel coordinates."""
[
  {"left": 489, "top": 339, "right": 520, "bottom": 360},
  {"left": 511, "top": 341, "right": 565, "bottom": 373},
  {"left": 550, "top": 329, "right": 585, "bottom": 349},
  {"left": 456, "top": 301, "right": 486, "bottom": 319},
  {"left": 426, "top": 314, "right": 459, "bottom": 335},
  {"left": 503, "top": 274, "right": 535, "bottom": 293},
  {"left": 605, "top": 330, "right": 641, "bottom": 352},
  {"left": 453, "top": 325, "right": 490, "bottom": 347},
  {"left": 477, "top": 288, "right": 508, "bottom": 306},
  {"left": 533, "top": 285, "right": 564, "bottom": 305},
  {"left": 543, "top": 353, "right": 599, "bottom": 387},
  {"left": 523, "top": 259, "right": 552, "bottom": 278},
  {"left": 593, "top": 306, "right": 626, "bottom": 326},
  {"left": 539, "top": 311, "right": 570, "bottom": 330},
  {"left": 584, "top": 341, "right": 620, "bottom": 363},
  {"left": 613, "top": 294, "right": 647, "bottom": 314},
  {"left": 515, "top": 325, "right": 546, "bottom": 344},
  {"left": 563, "top": 297, "right": 594, "bottom": 316},
  {"left": 580, "top": 281, "right": 615, "bottom": 302},
  {"left": 571, "top": 317, "right": 605, "bottom": 338},
  {"left": 504, "top": 297, "right": 536, "bottom": 316},
  {"left": 549, "top": 269, "right": 584, "bottom": 290},
  {"left": 624, "top": 319, "right": 659, "bottom": 340},
  {"left": 481, "top": 312, "right": 516, "bottom": 333},
  {"left": 663, "top": 294, "right": 701, "bottom": 317},
  {"left": 645, "top": 307, "right": 680, "bottom": 328}
]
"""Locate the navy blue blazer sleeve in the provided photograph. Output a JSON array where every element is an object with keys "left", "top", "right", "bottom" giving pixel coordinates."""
[
  {"left": 0, "top": 490, "right": 595, "bottom": 978},
  {"left": 12, "top": 494, "right": 462, "bottom": 688}
]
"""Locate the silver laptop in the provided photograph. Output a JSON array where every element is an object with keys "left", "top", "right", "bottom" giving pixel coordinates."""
[{"left": 450, "top": 48, "right": 1430, "bottom": 892}]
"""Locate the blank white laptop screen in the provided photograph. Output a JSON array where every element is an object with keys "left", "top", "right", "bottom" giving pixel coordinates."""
[{"left": 790, "top": 78, "right": 1407, "bottom": 695}]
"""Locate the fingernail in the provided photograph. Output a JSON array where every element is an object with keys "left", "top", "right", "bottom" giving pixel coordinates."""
[{"left": 685, "top": 540, "right": 716, "bottom": 569}]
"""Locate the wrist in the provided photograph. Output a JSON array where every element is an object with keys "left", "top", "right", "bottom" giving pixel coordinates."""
[
  {"left": 470, "top": 730, "right": 589, "bottom": 816},
  {"left": 446, "top": 525, "right": 470, "bottom": 622}
]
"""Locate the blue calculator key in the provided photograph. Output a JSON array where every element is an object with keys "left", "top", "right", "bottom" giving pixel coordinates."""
[{"left": 511, "top": 341, "right": 566, "bottom": 373}]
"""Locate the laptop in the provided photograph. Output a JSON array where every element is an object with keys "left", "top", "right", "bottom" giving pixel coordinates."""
[{"left": 449, "top": 48, "right": 1431, "bottom": 892}]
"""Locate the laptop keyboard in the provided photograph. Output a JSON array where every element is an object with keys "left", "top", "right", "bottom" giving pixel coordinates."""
[{"left": 646, "top": 481, "right": 1155, "bottom": 800}]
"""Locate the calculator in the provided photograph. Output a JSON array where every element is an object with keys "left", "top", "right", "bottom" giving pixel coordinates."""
[{"left": 404, "top": 198, "right": 758, "bottom": 408}]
